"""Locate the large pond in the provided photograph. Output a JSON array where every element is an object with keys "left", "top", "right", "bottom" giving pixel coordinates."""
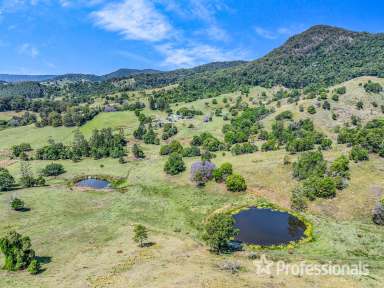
[
  {"left": 233, "top": 207, "right": 307, "bottom": 246},
  {"left": 76, "top": 178, "right": 111, "bottom": 189}
]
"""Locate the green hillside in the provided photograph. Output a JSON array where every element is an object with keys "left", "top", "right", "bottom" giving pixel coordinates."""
[{"left": 1, "top": 25, "right": 384, "bottom": 288}]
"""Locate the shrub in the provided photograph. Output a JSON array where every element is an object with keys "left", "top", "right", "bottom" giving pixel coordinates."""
[
  {"left": 182, "top": 146, "right": 201, "bottom": 157},
  {"left": 41, "top": 163, "right": 65, "bottom": 176},
  {"left": 11, "top": 143, "right": 32, "bottom": 158},
  {"left": 203, "top": 137, "right": 223, "bottom": 152},
  {"left": 0, "top": 168, "right": 15, "bottom": 191},
  {"left": 320, "top": 138, "right": 332, "bottom": 150},
  {"left": 335, "top": 86, "right": 346, "bottom": 95},
  {"left": 261, "top": 139, "right": 278, "bottom": 151},
  {"left": 201, "top": 150, "right": 216, "bottom": 162},
  {"left": 190, "top": 161, "right": 216, "bottom": 186},
  {"left": 225, "top": 174, "right": 247, "bottom": 192},
  {"left": 143, "top": 128, "right": 159, "bottom": 145},
  {"left": 164, "top": 153, "right": 186, "bottom": 175},
  {"left": 292, "top": 151, "right": 327, "bottom": 180},
  {"left": 133, "top": 224, "right": 148, "bottom": 247},
  {"left": 322, "top": 100, "right": 331, "bottom": 110},
  {"left": 364, "top": 81, "right": 383, "bottom": 93},
  {"left": 35, "top": 176, "right": 46, "bottom": 187},
  {"left": 27, "top": 259, "right": 41, "bottom": 275},
  {"left": 286, "top": 137, "right": 315, "bottom": 153},
  {"left": 356, "top": 101, "right": 364, "bottom": 110},
  {"left": 231, "top": 143, "right": 258, "bottom": 155},
  {"left": 350, "top": 146, "right": 369, "bottom": 162},
  {"left": 213, "top": 162, "right": 233, "bottom": 182},
  {"left": 160, "top": 140, "right": 183, "bottom": 155},
  {"left": 303, "top": 176, "right": 336, "bottom": 200},
  {"left": 307, "top": 105, "right": 316, "bottom": 114},
  {"left": 330, "top": 155, "right": 350, "bottom": 178},
  {"left": 0, "top": 230, "right": 35, "bottom": 271},
  {"left": 331, "top": 94, "right": 339, "bottom": 101},
  {"left": 334, "top": 176, "right": 348, "bottom": 190},
  {"left": 10, "top": 198, "right": 25, "bottom": 211},
  {"left": 133, "top": 124, "right": 146, "bottom": 140},
  {"left": 132, "top": 144, "right": 145, "bottom": 159},
  {"left": 372, "top": 200, "right": 384, "bottom": 225},
  {"left": 161, "top": 124, "right": 178, "bottom": 140},
  {"left": 202, "top": 213, "right": 238, "bottom": 253},
  {"left": 290, "top": 186, "right": 307, "bottom": 211}
]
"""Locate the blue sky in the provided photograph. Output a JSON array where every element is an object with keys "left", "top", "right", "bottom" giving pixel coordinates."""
[{"left": 0, "top": 0, "right": 383, "bottom": 75}]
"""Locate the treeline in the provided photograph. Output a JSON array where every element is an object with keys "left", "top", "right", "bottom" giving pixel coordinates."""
[
  {"left": 12, "top": 128, "right": 126, "bottom": 161},
  {"left": 36, "top": 106, "right": 100, "bottom": 128},
  {"left": 0, "top": 112, "right": 37, "bottom": 128}
]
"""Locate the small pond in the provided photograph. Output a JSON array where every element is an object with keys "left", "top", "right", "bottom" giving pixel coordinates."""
[
  {"left": 76, "top": 178, "right": 111, "bottom": 189},
  {"left": 233, "top": 207, "right": 307, "bottom": 246}
]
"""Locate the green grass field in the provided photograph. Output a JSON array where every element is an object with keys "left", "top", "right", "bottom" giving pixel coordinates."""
[{"left": 1, "top": 77, "right": 384, "bottom": 287}]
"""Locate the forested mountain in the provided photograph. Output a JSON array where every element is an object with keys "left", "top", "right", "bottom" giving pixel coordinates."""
[
  {"left": 1, "top": 25, "right": 383, "bottom": 100},
  {"left": 236, "top": 25, "right": 384, "bottom": 87},
  {"left": 159, "top": 25, "right": 384, "bottom": 102}
]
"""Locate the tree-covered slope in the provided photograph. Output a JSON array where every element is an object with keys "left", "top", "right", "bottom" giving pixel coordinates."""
[
  {"left": 166, "top": 25, "right": 384, "bottom": 102},
  {"left": 238, "top": 25, "right": 384, "bottom": 87}
]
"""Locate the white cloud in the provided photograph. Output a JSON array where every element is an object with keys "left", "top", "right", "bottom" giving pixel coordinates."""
[
  {"left": 91, "top": 0, "right": 172, "bottom": 42},
  {"left": 254, "top": 25, "right": 305, "bottom": 39},
  {"left": 158, "top": 0, "right": 230, "bottom": 42},
  {"left": 90, "top": 0, "right": 242, "bottom": 68},
  {"left": 254, "top": 27, "right": 277, "bottom": 40},
  {"left": 156, "top": 43, "right": 245, "bottom": 67},
  {"left": 59, "top": 0, "right": 106, "bottom": 8},
  {"left": 17, "top": 43, "right": 39, "bottom": 58},
  {"left": 188, "top": 0, "right": 229, "bottom": 41}
]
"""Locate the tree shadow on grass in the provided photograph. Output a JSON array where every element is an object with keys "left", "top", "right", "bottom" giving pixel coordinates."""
[
  {"left": 36, "top": 256, "right": 52, "bottom": 265},
  {"left": 14, "top": 207, "right": 31, "bottom": 212},
  {"left": 141, "top": 242, "right": 156, "bottom": 248}
]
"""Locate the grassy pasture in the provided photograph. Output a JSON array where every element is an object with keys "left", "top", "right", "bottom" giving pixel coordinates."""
[{"left": 1, "top": 77, "right": 384, "bottom": 287}]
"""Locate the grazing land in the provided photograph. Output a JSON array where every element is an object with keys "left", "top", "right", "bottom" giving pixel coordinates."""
[{"left": 1, "top": 26, "right": 384, "bottom": 288}]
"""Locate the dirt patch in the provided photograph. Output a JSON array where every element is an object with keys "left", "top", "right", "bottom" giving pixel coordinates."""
[{"left": 0, "top": 159, "right": 16, "bottom": 168}]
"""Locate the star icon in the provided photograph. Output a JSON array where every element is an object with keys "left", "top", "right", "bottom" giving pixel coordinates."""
[{"left": 253, "top": 254, "right": 274, "bottom": 275}]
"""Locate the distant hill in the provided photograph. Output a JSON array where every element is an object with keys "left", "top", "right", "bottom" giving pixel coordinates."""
[
  {"left": 52, "top": 69, "right": 162, "bottom": 82},
  {"left": 0, "top": 74, "right": 56, "bottom": 83},
  {"left": 52, "top": 73, "right": 101, "bottom": 82},
  {"left": 103, "top": 69, "right": 161, "bottom": 80},
  {"left": 111, "top": 61, "right": 248, "bottom": 90},
  {"left": 0, "top": 61, "right": 246, "bottom": 98}
]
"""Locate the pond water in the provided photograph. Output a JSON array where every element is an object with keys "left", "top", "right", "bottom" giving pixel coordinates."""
[
  {"left": 233, "top": 207, "right": 306, "bottom": 246},
  {"left": 76, "top": 178, "right": 110, "bottom": 189}
]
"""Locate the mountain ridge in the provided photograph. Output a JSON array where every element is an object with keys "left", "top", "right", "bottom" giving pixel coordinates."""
[{"left": 0, "top": 61, "right": 247, "bottom": 83}]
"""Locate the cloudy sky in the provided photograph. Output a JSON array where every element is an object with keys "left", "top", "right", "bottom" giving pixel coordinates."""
[{"left": 0, "top": 0, "right": 382, "bottom": 75}]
